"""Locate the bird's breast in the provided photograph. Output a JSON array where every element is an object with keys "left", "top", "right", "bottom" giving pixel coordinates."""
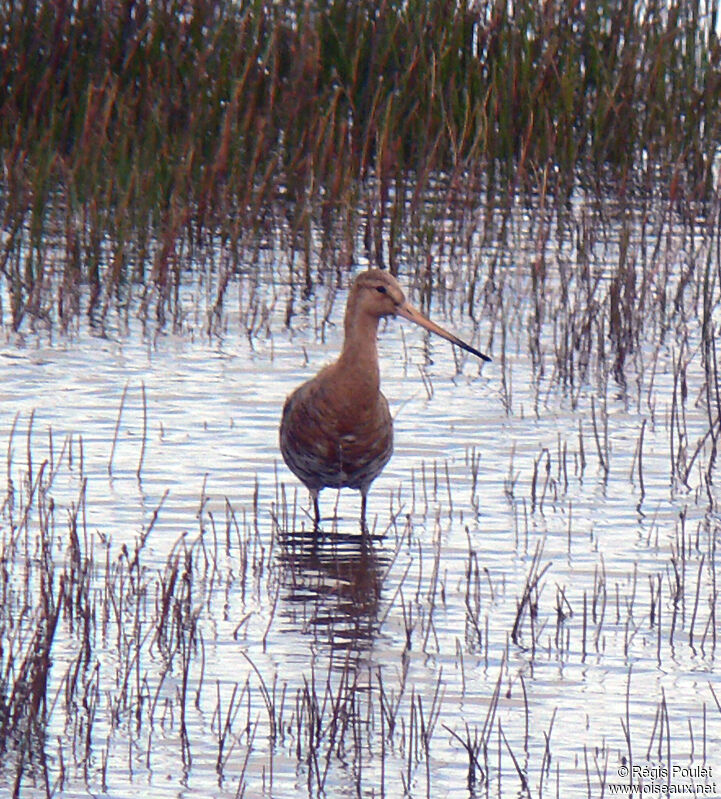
[{"left": 280, "top": 369, "right": 393, "bottom": 491}]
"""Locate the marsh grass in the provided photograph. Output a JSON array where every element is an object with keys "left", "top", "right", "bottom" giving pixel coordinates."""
[
  {"left": 1, "top": 403, "right": 720, "bottom": 796},
  {"left": 2, "top": 0, "right": 721, "bottom": 332},
  {"left": 3, "top": 3, "right": 721, "bottom": 795}
]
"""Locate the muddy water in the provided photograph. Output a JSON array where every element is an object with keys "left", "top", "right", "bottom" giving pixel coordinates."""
[{"left": 2, "top": 208, "right": 721, "bottom": 797}]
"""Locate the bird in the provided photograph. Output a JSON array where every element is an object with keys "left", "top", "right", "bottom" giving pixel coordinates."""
[{"left": 280, "top": 268, "right": 490, "bottom": 535}]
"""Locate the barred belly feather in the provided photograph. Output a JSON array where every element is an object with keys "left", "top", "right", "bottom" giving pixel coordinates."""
[{"left": 280, "top": 372, "right": 393, "bottom": 493}]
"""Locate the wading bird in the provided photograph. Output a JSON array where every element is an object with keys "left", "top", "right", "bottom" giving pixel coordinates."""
[{"left": 280, "top": 269, "right": 490, "bottom": 534}]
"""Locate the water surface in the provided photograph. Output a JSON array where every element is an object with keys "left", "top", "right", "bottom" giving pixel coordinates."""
[{"left": 2, "top": 200, "right": 720, "bottom": 797}]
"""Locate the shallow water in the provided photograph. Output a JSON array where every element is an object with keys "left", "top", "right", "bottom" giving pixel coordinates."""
[{"left": 2, "top": 200, "right": 721, "bottom": 797}]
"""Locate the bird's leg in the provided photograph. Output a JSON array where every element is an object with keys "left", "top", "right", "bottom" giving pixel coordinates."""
[
  {"left": 360, "top": 489, "right": 369, "bottom": 538},
  {"left": 311, "top": 490, "right": 321, "bottom": 533}
]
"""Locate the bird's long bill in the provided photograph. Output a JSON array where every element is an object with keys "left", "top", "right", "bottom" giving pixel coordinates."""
[{"left": 397, "top": 302, "right": 492, "bottom": 362}]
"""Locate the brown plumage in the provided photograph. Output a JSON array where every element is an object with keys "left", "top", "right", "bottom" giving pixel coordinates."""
[{"left": 280, "top": 269, "right": 490, "bottom": 533}]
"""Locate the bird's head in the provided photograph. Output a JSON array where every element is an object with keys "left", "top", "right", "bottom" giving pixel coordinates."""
[{"left": 347, "top": 269, "right": 491, "bottom": 362}]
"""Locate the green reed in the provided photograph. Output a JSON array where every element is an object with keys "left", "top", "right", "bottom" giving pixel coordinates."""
[{"left": 1, "top": 0, "right": 720, "bottom": 329}]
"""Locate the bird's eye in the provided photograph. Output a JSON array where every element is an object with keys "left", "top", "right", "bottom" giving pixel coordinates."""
[{"left": 376, "top": 286, "right": 387, "bottom": 294}]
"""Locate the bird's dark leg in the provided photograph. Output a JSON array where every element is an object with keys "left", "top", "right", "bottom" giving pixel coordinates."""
[
  {"left": 360, "top": 489, "right": 369, "bottom": 538},
  {"left": 311, "top": 490, "right": 320, "bottom": 533}
]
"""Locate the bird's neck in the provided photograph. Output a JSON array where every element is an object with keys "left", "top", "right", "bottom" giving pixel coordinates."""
[{"left": 337, "top": 311, "right": 381, "bottom": 388}]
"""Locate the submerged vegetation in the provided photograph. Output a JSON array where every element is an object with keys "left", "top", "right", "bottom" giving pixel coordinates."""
[{"left": 2, "top": 0, "right": 721, "bottom": 330}]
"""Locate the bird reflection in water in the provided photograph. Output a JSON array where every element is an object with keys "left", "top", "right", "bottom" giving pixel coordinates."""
[{"left": 275, "top": 528, "right": 387, "bottom": 662}]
